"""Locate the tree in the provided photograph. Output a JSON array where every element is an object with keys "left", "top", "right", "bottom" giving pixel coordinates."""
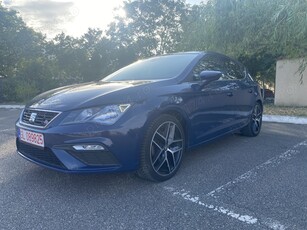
[
  {"left": 0, "top": 5, "right": 44, "bottom": 78},
  {"left": 271, "top": 0, "right": 307, "bottom": 59},
  {"left": 80, "top": 29, "right": 116, "bottom": 80},
  {"left": 1, "top": 0, "right": 306, "bottom": 102},
  {"left": 0, "top": 4, "right": 49, "bottom": 101},
  {"left": 179, "top": 0, "right": 307, "bottom": 85},
  {"left": 107, "top": 0, "right": 188, "bottom": 58}
]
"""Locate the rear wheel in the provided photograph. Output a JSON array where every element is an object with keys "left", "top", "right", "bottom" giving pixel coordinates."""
[
  {"left": 241, "top": 102, "right": 262, "bottom": 137},
  {"left": 137, "top": 114, "right": 185, "bottom": 182}
]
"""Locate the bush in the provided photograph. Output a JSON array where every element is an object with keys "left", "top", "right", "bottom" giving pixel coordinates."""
[
  {"left": 0, "top": 78, "right": 17, "bottom": 102},
  {"left": 15, "top": 81, "right": 40, "bottom": 102},
  {"left": 0, "top": 78, "right": 40, "bottom": 103}
]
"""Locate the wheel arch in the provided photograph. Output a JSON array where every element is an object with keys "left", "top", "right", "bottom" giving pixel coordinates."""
[
  {"left": 137, "top": 109, "right": 187, "bottom": 181},
  {"left": 256, "top": 99, "right": 263, "bottom": 111},
  {"left": 158, "top": 107, "right": 190, "bottom": 148}
]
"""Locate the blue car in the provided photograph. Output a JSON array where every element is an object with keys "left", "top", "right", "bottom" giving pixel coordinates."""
[{"left": 16, "top": 52, "right": 263, "bottom": 181}]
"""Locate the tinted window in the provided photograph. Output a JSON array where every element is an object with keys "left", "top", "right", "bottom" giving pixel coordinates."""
[
  {"left": 103, "top": 54, "right": 198, "bottom": 81},
  {"left": 223, "top": 59, "right": 245, "bottom": 80},
  {"left": 193, "top": 55, "right": 224, "bottom": 81},
  {"left": 193, "top": 54, "right": 246, "bottom": 81}
]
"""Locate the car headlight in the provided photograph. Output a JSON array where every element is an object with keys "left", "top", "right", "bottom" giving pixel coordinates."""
[{"left": 61, "top": 104, "right": 131, "bottom": 125}]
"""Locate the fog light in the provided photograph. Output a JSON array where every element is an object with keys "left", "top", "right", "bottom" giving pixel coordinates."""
[{"left": 73, "top": 145, "right": 105, "bottom": 151}]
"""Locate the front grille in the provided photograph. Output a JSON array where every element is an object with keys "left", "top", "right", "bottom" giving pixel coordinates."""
[
  {"left": 17, "top": 140, "right": 66, "bottom": 169},
  {"left": 22, "top": 109, "right": 60, "bottom": 127}
]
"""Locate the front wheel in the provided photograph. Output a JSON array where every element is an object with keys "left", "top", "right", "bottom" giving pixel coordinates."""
[
  {"left": 137, "top": 114, "right": 185, "bottom": 182},
  {"left": 241, "top": 102, "right": 262, "bottom": 137}
]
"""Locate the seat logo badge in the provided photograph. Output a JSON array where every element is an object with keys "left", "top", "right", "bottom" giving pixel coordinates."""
[{"left": 29, "top": 113, "right": 37, "bottom": 123}]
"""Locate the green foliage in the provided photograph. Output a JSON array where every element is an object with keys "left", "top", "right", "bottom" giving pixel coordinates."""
[
  {"left": 179, "top": 0, "right": 307, "bottom": 86},
  {"left": 107, "top": 0, "right": 188, "bottom": 57},
  {"left": 0, "top": 0, "right": 306, "bottom": 102},
  {"left": 15, "top": 82, "right": 40, "bottom": 102},
  {"left": 0, "top": 5, "right": 47, "bottom": 102},
  {"left": 0, "top": 5, "right": 44, "bottom": 77},
  {"left": 271, "top": 0, "right": 307, "bottom": 58}
]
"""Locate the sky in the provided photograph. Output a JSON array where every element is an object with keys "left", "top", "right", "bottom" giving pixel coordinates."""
[{"left": 2, "top": 0, "right": 204, "bottom": 38}]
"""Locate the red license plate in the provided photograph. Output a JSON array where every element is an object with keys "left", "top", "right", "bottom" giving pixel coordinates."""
[{"left": 19, "top": 128, "right": 44, "bottom": 148}]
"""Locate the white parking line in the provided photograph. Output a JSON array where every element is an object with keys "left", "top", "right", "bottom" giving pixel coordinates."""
[
  {"left": 165, "top": 187, "right": 258, "bottom": 224},
  {"left": 0, "top": 128, "right": 15, "bottom": 132},
  {"left": 206, "top": 140, "right": 307, "bottom": 199},
  {"left": 165, "top": 187, "right": 287, "bottom": 229},
  {"left": 164, "top": 140, "right": 307, "bottom": 229}
]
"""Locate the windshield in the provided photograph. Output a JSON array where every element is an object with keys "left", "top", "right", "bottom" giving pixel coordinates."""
[{"left": 103, "top": 54, "right": 198, "bottom": 81}]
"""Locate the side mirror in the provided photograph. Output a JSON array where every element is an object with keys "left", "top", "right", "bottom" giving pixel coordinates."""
[
  {"left": 200, "top": 70, "right": 222, "bottom": 81},
  {"left": 199, "top": 70, "right": 222, "bottom": 88}
]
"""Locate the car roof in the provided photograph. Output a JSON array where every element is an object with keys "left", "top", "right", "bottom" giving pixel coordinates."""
[
  {"left": 160, "top": 51, "right": 231, "bottom": 59},
  {"left": 149, "top": 52, "right": 244, "bottom": 68}
]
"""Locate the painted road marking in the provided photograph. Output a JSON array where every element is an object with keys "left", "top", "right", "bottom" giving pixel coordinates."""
[
  {"left": 164, "top": 187, "right": 287, "bottom": 229},
  {"left": 0, "top": 129, "right": 15, "bottom": 132},
  {"left": 165, "top": 187, "right": 258, "bottom": 225},
  {"left": 164, "top": 140, "right": 307, "bottom": 229},
  {"left": 206, "top": 140, "right": 307, "bottom": 199}
]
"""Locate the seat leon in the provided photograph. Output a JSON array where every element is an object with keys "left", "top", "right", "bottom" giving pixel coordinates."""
[{"left": 16, "top": 51, "right": 263, "bottom": 181}]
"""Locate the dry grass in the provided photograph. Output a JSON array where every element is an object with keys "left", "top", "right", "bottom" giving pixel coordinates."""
[{"left": 264, "top": 103, "right": 307, "bottom": 117}]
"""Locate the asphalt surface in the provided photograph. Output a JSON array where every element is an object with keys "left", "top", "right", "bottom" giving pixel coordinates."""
[{"left": 0, "top": 108, "right": 306, "bottom": 230}]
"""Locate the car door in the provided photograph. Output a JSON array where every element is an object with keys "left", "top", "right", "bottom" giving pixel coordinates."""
[
  {"left": 234, "top": 70, "right": 259, "bottom": 125},
  {"left": 222, "top": 57, "right": 250, "bottom": 128},
  {"left": 183, "top": 54, "right": 238, "bottom": 146}
]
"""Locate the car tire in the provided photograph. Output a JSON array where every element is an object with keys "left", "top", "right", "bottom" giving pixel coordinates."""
[
  {"left": 137, "top": 114, "right": 185, "bottom": 182},
  {"left": 241, "top": 102, "right": 262, "bottom": 137}
]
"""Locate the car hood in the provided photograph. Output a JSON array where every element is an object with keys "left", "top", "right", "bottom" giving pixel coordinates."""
[{"left": 27, "top": 80, "right": 153, "bottom": 111}]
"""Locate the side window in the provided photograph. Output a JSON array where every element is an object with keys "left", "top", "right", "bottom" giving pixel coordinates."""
[
  {"left": 223, "top": 59, "right": 245, "bottom": 80},
  {"left": 193, "top": 55, "right": 224, "bottom": 81}
]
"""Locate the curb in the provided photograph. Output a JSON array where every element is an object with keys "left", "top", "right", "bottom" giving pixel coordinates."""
[
  {"left": 262, "top": 115, "right": 307, "bottom": 125},
  {"left": 0, "top": 105, "right": 25, "bottom": 109}
]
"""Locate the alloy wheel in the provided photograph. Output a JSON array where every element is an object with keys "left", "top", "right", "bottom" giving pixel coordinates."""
[
  {"left": 251, "top": 104, "right": 262, "bottom": 134},
  {"left": 150, "top": 121, "right": 184, "bottom": 176}
]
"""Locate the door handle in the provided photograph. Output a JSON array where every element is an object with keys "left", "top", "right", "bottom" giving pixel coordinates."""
[{"left": 227, "top": 92, "right": 233, "bottom": 97}]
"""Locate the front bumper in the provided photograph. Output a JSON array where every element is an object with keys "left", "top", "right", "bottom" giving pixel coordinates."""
[{"left": 15, "top": 120, "right": 142, "bottom": 173}]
